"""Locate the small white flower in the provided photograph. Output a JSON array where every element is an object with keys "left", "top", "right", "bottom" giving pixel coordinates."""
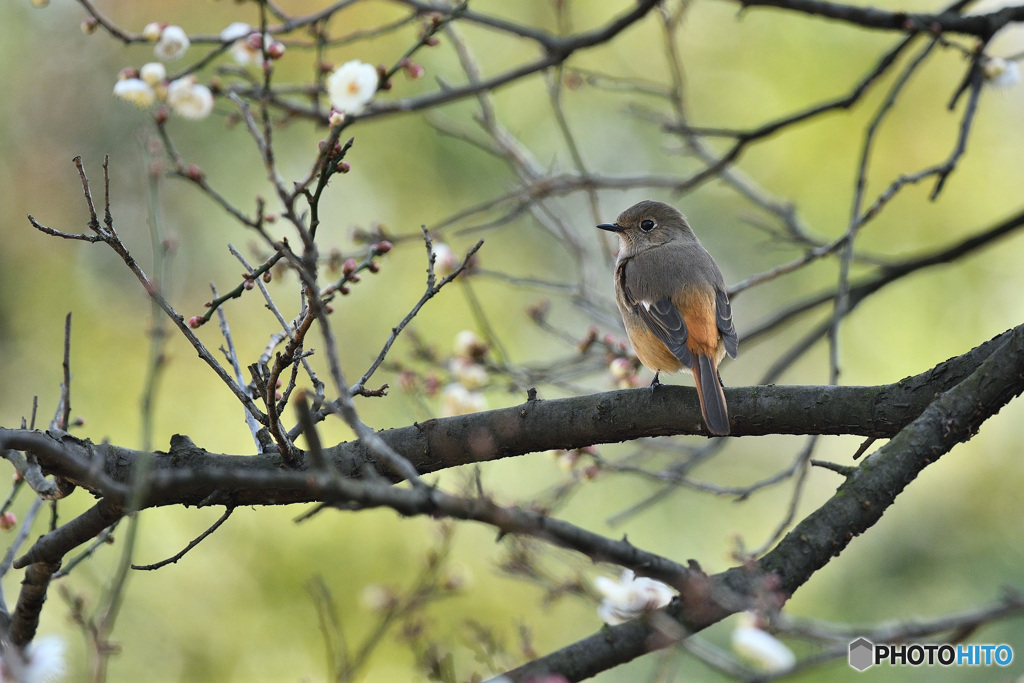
[
  {"left": 441, "top": 383, "right": 486, "bottom": 417},
  {"left": 113, "top": 78, "right": 156, "bottom": 108},
  {"left": 167, "top": 77, "right": 214, "bottom": 120},
  {"left": 982, "top": 56, "right": 1021, "bottom": 89},
  {"left": 228, "top": 32, "right": 281, "bottom": 66},
  {"left": 595, "top": 570, "right": 674, "bottom": 625},
  {"left": 139, "top": 62, "right": 166, "bottom": 87},
  {"left": 220, "top": 22, "right": 252, "bottom": 42},
  {"left": 326, "top": 60, "right": 379, "bottom": 114},
  {"left": 450, "top": 357, "right": 488, "bottom": 390},
  {"left": 155, "top": 25, "right": 190, "bottom": 61},
  {"left": 328, "top": 110, "right": 346, "bottom": 127},
  {"left": 731, "top": 612, "right": 796, "bottom": 673},
  {"left": 141, "top": 22, "right": 163, "bottom": 42},
  {"left": 430, "top": 242, "right": 459, "bottom": 278}
]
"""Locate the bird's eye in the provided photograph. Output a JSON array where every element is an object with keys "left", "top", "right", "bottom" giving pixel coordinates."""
[{"left": 640, "top": 219, "right": 655, "bottom": 232}]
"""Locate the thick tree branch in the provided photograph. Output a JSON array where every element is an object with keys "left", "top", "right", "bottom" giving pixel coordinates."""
[
  {"left": 0, "top": 325, "right": 1015, "bottom": 510},
  {"left": 735, "top": 0, "right": 1016, "bottom": 38},
  {"left": 499, "top": 320, "right": 1024, "bottom": 681}
]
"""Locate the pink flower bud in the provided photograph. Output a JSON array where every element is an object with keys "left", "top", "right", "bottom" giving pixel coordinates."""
[
  {"left": 368, "top": 261, "right": 381, "bottom": 274},
  {"left": 81, "top": 17, "right": 99, "bottom": 34},
  {"left": 336, "top": 161, "right": 350, "bottom": 173},
  {"left": 266, "top": 41, "right": 285, "bottom": 59},
  {"left": 185, "top": 164, "right": 204, "bottom": 182},
  {"left": 348, "top": 273, "right": 361, "bottom": 283},
  {"left": 405, "top": 62, "right": 425, "bottom": 80},
  {"left": 188, "top": 316, "right": 205, "bottom": 329},
  {"left": 243, "top": 279, "right": 255, "bottom": 290},
  {"left": 262, "top": 270, "right": 272, "bottom": 283},
  {"left": 154, "top": 107, "right": 169, "bottom": 125},
  {"left": 0, "top": 512, "right": 16, "bottom": 531},
  {"left": 342, "top": 258, "right": 357, "bottom": 276},
  {"left": 373, "top": 240, "right": 393, "bottom": 255}
]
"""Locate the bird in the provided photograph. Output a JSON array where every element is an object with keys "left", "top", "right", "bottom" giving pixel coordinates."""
[{"left": 598, "top": 200, "right": 738, "bottom": 435}]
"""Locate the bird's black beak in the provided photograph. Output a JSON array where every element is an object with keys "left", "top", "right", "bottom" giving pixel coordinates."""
[{"left": 597, "top": 222, "right": 623, "bottom": 232}]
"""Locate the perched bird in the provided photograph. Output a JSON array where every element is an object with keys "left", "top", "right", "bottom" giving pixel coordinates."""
[{"left": 598, "top": 200, "right": 738, "bottom": 435}]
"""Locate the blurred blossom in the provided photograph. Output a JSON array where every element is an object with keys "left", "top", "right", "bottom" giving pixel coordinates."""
[
  {"left": 155, "top": 25, "right": 190, "bottom": 61},
  {"left": 731, "top": 612, "right": 795, "bottom": 673},
  {"left": 441, "top": 383, "right": 486, "bottom": 416},
  {"left": 326, "top": 60, "right": 379, "bottom": 114},
  {"left": 113, "top": 78, "right": 155, "bottom": 108},
  {"left": 141, "top": 22, "right": 163, "bottom": 42},
  {"left": 0, "top": 512, "right": 15, "bottom": 530},
  {"left": 595, "top": 570, "right": 674, "bottom": 625},
  {"left": 220, "top": 22, "right": 252, "bottom": 42},
  {"left": 450, "top": 357, "right": 488, "bottom": 390},
  {"left": 1, "top": 635, "right": 66, "bottom": 682},
  {"left": 554, "top": 449, "right": 580, "bottom": 473},
  {"left": 360, "top": 584, "right": 396, "bottom": 612},
  {"left": 229, "top": 32, "right": 284, "bottom": 66},
  {"left": 167, "top": 77, "right": 214, "bottom": 120},
  {"left": 982, "top": 56, "right": 1021, "bottom": 89},
  {"left": 139, "top": 62, "right": 166, "bottom": 87},
  {"left": 430, "top": 242, "right": 458, "bottom": 278},
  {"left": 453, "top": 330, "right": 487, "bottom": 359}
]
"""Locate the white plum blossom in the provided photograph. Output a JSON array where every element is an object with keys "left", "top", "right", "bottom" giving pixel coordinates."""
[
  {"left": 227, "top": 32, "right": 286, "bottom": 65},
  {"left": 113, "top": 78, "right": 155, "bottom": 108},
  {"left": 220, "top": 22, "right": 252, "bottom": 43},
  {"left": 326, "top": 60, "right": 379, "bottom": 114},
  {"left": 139, "top": 62, "right": 166, "bottom": 87},
  {"left": 166, "top": 77, "right": 214, "bottom": 120},
  {"left": 155, "top": 25, "right": 190, "bottom": 61},
  {"left": 730, "top": 612, "right": 796, "bottom": 673},
  {"left": 594, "top": 570, "right": 674, "bottom": 625},
  {"left": 430, "top": 242, "right": 458, "bottom": 278},
  {"left": 982, "top": 56, "right": 1021, "bottom": 89},
  {"left": 441, "top": 383, "right": 486, "bottom": 417}
]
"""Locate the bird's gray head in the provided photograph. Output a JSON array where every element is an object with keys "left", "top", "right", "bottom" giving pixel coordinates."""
[{"left": 597, "top": 200, "right": 697, "bottom": 256}]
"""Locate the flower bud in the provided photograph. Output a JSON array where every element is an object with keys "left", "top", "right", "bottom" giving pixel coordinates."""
[
  {"left": 0, "top": 512, "right": 16, "bottom": 531},
  {"left": 142, "top": 22, "right": 164, "bottom": 42}
]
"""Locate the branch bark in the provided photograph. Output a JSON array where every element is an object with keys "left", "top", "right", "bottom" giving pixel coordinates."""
[
  {"left": 0, "top": 325, "right": 1015, "bottom": 510},
  {"left": 499, "top": 321, "right": 1024, "bottom": 681}
]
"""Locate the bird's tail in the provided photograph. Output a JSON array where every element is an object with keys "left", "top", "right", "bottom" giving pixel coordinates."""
[{"left": 692, "top": 354, "right": 730, "bottom": 436}]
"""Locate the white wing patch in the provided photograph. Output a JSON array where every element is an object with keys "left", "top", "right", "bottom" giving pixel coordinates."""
[{"left": 641, "top": 300, "right": 652, "bottom": 311}]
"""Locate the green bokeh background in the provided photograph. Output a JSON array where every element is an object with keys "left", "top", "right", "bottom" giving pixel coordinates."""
[{"left": 2, "top": 1, "right": 1024, "bottom": 681}]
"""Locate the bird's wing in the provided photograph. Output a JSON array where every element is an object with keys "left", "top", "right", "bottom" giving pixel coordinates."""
[
  {"left": 621, "top": 265, "right": 694, "bottom": 367},
  {"left": 716, "top": 287, "right": 738, "bottom": 359}
]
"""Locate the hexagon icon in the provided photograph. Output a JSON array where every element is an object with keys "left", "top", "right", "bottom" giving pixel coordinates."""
[{"left": 848, "top": 638, "right": 874, "bottom": 671}]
